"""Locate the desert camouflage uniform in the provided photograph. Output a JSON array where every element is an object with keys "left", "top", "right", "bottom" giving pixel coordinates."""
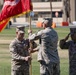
[
  {"left": 29, "top": 27, "right": 60, "bottom": 75},
  {"left": 60, "top": 40, "right": 76, "bottom": 75},
  {"left": 9, "top": 38, "right": 30, "bottom": 75}
]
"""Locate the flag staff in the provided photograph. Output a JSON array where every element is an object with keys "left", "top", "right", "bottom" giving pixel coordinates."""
[{"left": 29, "top": 12, "right": 32, "bottom": 75}]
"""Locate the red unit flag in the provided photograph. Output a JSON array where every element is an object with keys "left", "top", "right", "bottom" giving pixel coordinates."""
[{"left": 0, "top": 0, "right": 33, "bottom": 32}]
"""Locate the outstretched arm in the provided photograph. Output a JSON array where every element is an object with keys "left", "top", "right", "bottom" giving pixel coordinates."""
[
  {"left": 29, "top": 46, "right": 39, "bottom": 53},
  {"left": 28, "top": 29, "right": 43, "bottom": 41}
]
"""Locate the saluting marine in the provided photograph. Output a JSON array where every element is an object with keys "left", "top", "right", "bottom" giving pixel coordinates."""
[{"left": 60, "top": 28, "right": 76, "bottom": 75}]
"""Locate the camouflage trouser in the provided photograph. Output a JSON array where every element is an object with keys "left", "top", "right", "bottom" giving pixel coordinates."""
[
  {"left": 40, "top": 61, "right": 60, "bottom": 75},
  {"left": 69, "top": 62, "right": 76, "bottom": 75},
  {"left": 11, "top": 69, "right": 29, "bottom": 75}
]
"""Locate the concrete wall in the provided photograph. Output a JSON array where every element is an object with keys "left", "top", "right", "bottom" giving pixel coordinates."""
[{"left": 33, "top": 2, "right": 63, "bottom": 12}]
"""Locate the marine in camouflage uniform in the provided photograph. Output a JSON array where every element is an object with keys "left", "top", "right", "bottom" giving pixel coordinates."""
[
  {"left": 9, "top": 26, "right": 37, "bottom": 75},
  {"left": 59, "top": 28, "right": 76, "bottom": 75},
  {"left": 29, "top": 18, "right": 60, "bottom": 75}
]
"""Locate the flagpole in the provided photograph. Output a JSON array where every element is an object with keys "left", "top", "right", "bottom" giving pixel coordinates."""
[{"left": 29, "top": 13, "right": 32, "bottom": 75}]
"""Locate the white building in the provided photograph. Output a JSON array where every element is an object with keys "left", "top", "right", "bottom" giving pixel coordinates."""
[
  {"left": 32, "top": 0, "right": 76, "bottom": 23},
  {"left": 32, "top": 1, "right": 63, "bottom": 23}
]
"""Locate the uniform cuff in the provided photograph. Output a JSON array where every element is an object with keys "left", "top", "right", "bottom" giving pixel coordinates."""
[{"left": 20, "top": 57, "right": 25, "bottom": 60}]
